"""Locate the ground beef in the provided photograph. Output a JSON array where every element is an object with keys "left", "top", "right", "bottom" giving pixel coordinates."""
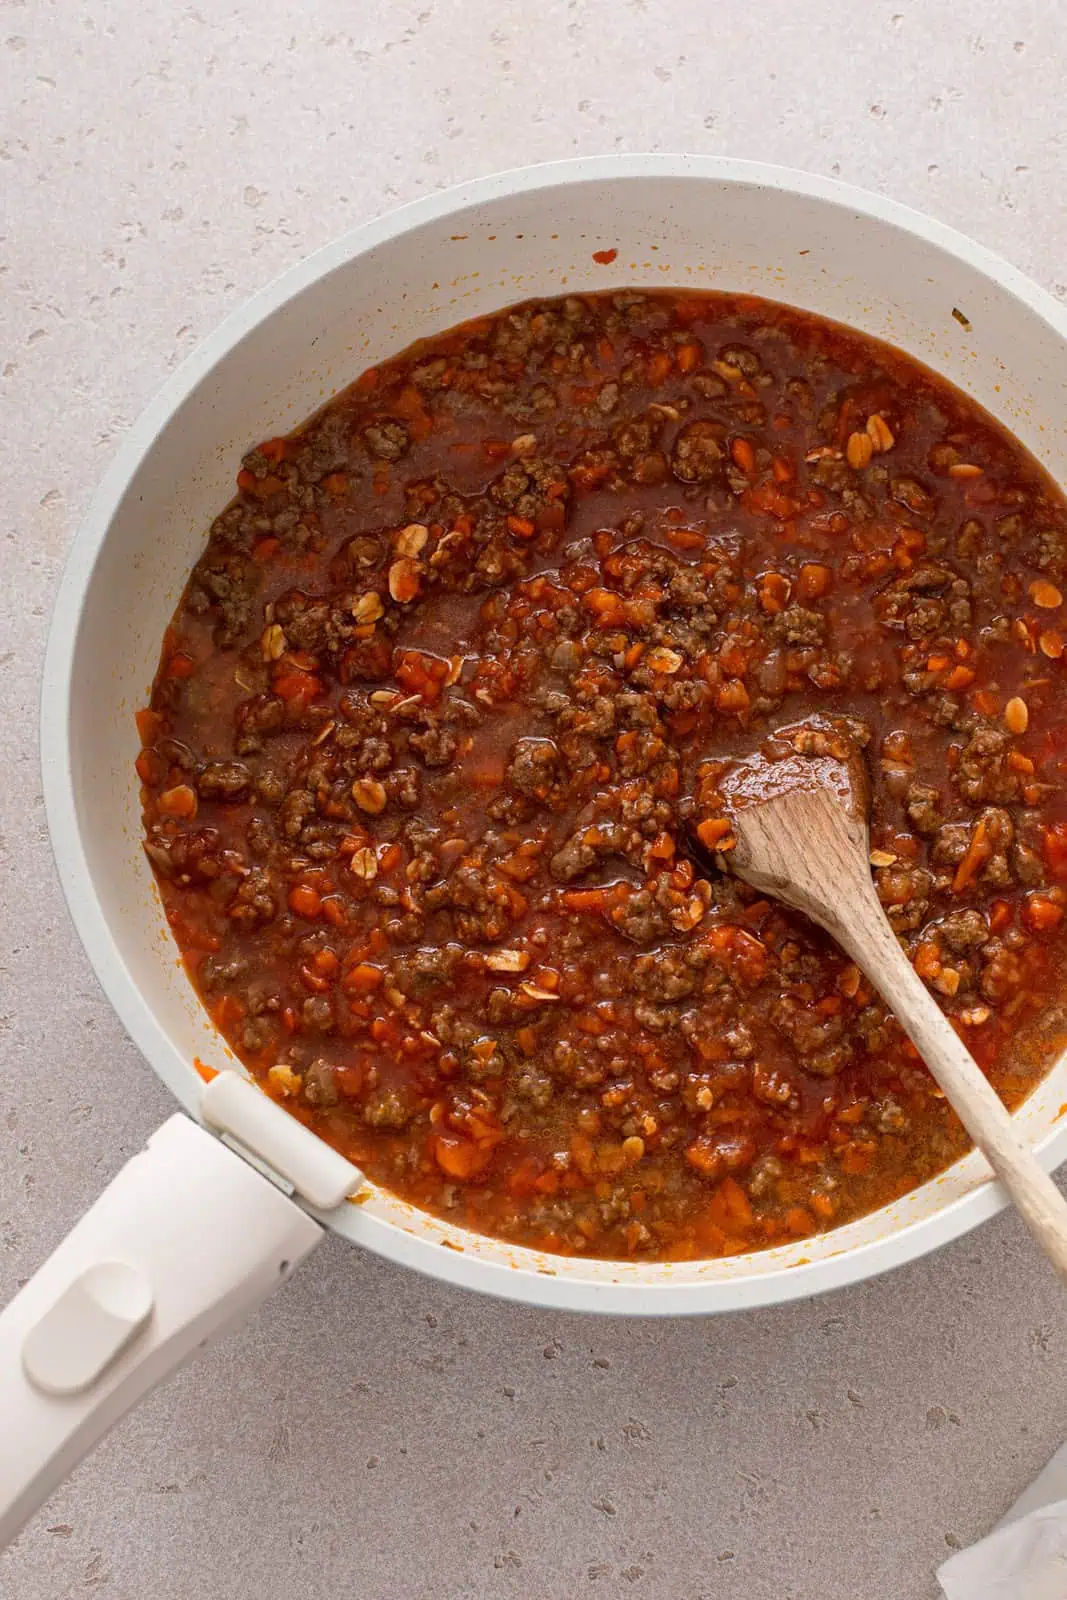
[
  {"left": 363, "top": 421, "right": 410, "bottom": 460},
  {"left": 189, "top": 556, "right": 255, "bottom": 646},
  {"left": 228, "top": 869, "right": 277, "bottom": 929},
  {"left": 506, "top": 738, "right": 564, "bottom": 805},
  {"left": 363, "top": 1088, "right": 414, "bottom": 1128},
  {"left": 631, "top": 947, "right": 698, "bottom": 1001},
  {"left": 235, "top": 695, "right": 285, "bottom": 755},
  {"left": 670, "top": 419, "right": 725, "bottom": 484},
  {"left": 934, "top": 909, "right": 989, "bottom": 952},
  {"left": 142, "top": 827, "right": 225, "bottom": 884},
  {"left": 196, "top": 761, "right": 252, "bottom": 802},
  {"left": 905, "top": 782, "right": 942, "bottom": 836},
  {"left": 407, "top": 724, "right": 459, "bottom": 767},
  {"left": 304, "top": 1058, "right": 339, "bottom": 1107},
  {"left": 955, "top": 728, "right": 1021, "bottom": 805},
  {"left": 773, "top": 606, "right": 826, "bottom": 646}
]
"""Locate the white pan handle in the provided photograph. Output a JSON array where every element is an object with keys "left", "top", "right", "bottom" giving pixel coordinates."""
[{"left": 0, "top": 1113, "right": 324, "bottom": 1547}]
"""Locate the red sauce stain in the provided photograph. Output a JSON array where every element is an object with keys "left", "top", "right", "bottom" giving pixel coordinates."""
[
  {"left": 592, "top": 248, "right": 618, "bottom": 265},
  {"left": 193, "top": 1057, "right": 219, "bottom": 1084}
]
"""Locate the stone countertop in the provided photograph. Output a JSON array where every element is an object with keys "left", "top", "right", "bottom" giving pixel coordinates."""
[{"left": 2, "top": 3, "right": 1066, "bottom": 1596}]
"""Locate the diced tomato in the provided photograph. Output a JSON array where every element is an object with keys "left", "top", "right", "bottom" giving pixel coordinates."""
[
  {"left": 1025, "top": 894, "right": 1065, "bottom": 934},
  {"left": 432, "top": 1135, "right": 493, "bottom": 1182},
  {"left": 288, "top": 884, "right": 322, "bottom": 919}
]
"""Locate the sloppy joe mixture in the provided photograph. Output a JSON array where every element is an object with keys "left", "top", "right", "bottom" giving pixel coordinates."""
[{"left": 138, "top": 290, "right": 1067, "bottom": 1260}]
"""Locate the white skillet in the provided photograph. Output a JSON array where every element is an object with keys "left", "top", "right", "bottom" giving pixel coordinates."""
[{"left": 4, "top": 154, "right": 1067, "bottom": 1543}]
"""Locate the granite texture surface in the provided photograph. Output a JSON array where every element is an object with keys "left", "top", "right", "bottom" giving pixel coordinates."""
[{"left": 3, "top": 2, "right": 1067, "bottom": 1596}]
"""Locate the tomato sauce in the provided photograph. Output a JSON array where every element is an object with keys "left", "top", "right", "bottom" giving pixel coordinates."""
[{"left": 139, "top": 290, "right": 1067, "bottom": 1260}]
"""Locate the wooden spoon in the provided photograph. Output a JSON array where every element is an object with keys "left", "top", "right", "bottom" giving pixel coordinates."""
[{"left": 707, "top": 723, "right": 1067, "bottom": 1283}]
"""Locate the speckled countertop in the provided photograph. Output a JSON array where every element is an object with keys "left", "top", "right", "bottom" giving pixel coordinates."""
[{"left": 3, "top": 3, "right": 1067, "bottom": 1596}]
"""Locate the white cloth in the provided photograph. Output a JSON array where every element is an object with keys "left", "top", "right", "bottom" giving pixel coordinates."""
[{"left": 939, "top": 1445, "right": 1067, "bottom": 1598}]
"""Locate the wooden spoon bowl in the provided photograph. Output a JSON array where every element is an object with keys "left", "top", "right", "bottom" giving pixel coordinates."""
[{"left": 699, "top": 719, "right": 1067, "bottom": 1285}]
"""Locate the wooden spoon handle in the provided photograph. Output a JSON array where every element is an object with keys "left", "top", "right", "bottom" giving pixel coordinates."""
[{"left": 835, "top": 878, "right": 1067, "bottom": 1284}]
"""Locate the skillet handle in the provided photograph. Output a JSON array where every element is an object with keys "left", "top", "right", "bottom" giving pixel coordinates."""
[{"left": 0, "top": 1114, "right": 323, "bottom": 1549}]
